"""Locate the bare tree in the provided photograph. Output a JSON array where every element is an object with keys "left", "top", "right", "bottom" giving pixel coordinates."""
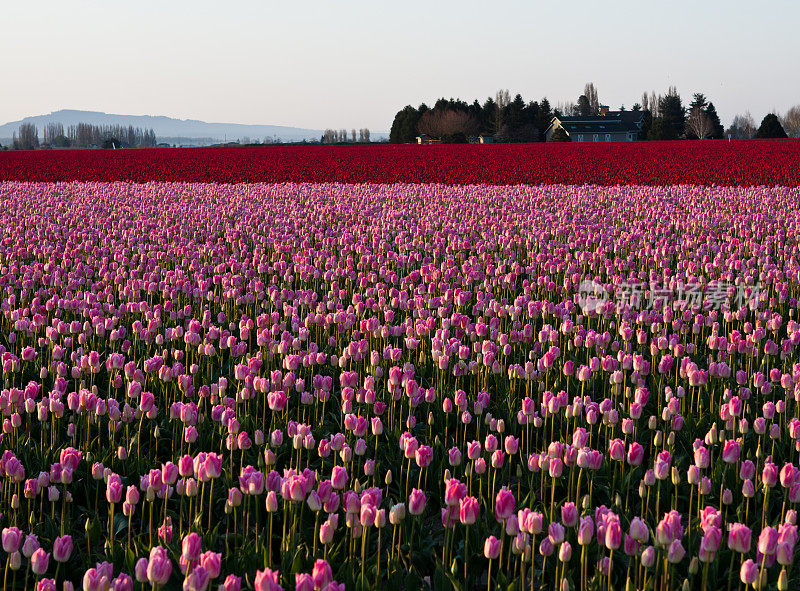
[
  {"left": 351, "top": 129, "right": 356, "bottom": 142},
  {"left": 781, "top": 105, "right": 800, "bottom": 138},
  {"left": 44, "top": 122, "right": 65, "bottom": 145},
  {"left": 417, "top": 109, "right": 479, "bottom": 139},
  {"left": 494, "top": 89, "right": 510, "bottom": 132},
  {"left": 363, "top": 128, "right": 370, "bottom": 142},
  {"left": 556, "top": 101, "right": 576, "bottom": 116},
  {"left": 495, "top": 89, "right": 510, "bottom": 110},
  {"left": 13, "top": 123, "right": 39, "bottom": 150},
  {"left": 725, "top": 113, "right": 757, "bottom": 139},
  {"left": 584, "top": 83, "right": 600, "bottom": 115},
  {"left": 642, "top": 91, "right": 661, "bottom": 117},
  {"left": 686, "top": 107, "right": 713, "bottom": 139}
]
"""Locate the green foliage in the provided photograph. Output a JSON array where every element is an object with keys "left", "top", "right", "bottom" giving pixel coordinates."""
[
  {"left": 705, "top": 103, "right": 724, "bottom": 139},
  {"left": 389, "top": 106, "right": 422, "bottom": 144},
  {"left": 576, "top": 95, "right": 591, "bottom": 117},
  {"left": 549, "top": 127, "right": 571, "bottom": 142},
  {"left": 393, "top": 93, "right": 554, "bottom": 144},
  {"left": 659, "top": 93, "right": 685, "bottom": 137},
  {"left": 441, "top": 132, "right": 467, "bottom": 144},
  {"left": 646, "top": 117, "right": 677, "bottom": 140},
  {"left": 756, "top": 113, "right": 788, "bottom": 139}
]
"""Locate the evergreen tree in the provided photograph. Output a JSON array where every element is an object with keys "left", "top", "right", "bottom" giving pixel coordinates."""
[
  {"left": 689, "top": 93, "right": 707, "bottom": 111},
  {"left": 549, "top": 127, "right": 571, "bottom": 142},
  {"left": 647, "top": 118, "right": 677, "bottom": 140},
  {"left": 481, "top": 97, "right": 497, "bottom": 135},
  {"left": 504, "top": 94, "right": 526, "bottom": 129},
  {"left": 659, "top": 91, "right": 685, "bottom": 137},
  {"left": 639, "top": 110, "right": 653, "bottom": 139},
  {"left": 705, "top": 103, "right": 724, "bottom": 139},
  {"left": 389, "top": 105, "right": 421, "bottom": 143},
  {"left": 576, "top": 95, "right": 591, "bottom": 117},
  {"left": 756, "top": 113, "right": 788, "bottom": 139}
]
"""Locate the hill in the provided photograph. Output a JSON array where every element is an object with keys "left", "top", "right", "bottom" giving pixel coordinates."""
[{"left": 0, "top": 110, "right": 387, "bottom": 145}]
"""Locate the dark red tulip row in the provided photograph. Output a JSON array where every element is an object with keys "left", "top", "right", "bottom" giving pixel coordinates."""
[{"left": 1, "top": 140, "right": 799, "bottom": 185}]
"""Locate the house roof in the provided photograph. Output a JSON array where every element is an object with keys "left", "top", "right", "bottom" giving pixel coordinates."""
[
  {"left": 546, "top": 111, "right": 645, "bottom": 135},
  {"left": 560, "top": 122, "right": 642, "bottom": 134}
]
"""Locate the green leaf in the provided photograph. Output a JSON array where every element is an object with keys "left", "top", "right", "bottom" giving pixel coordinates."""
[
  {"left": 113, "top": 512, "right": 128, "bottom": 535},
  {"left": 405, "top": 570, "right": 422, "bottom": 591}
]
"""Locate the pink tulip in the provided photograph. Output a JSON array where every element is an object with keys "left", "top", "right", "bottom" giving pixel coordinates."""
[
  {"left": 444, "top": 478, "right": 467, "bottom": 506},
  {"left": 312, "top": 559, "right": 332, "bottom": 589},
  {"left": 640, "top": 546, "right": 656, "bottom": 568},
  {"left": 295, "top": 573, "right": 314, "bottom": 591},
  {"left": 667, "top": 539, "right": 685, "bottom": 563},
  {"left": 758, "top": 526, "right": 778, "bottom": 555},
  {"left": 740, "top": 559, "right": 758, "bottom": 584},
  {"left": 52, "top": 535, "right": 72, "bottom": 562},
  {"left": 494, "top": 488, "right": 515, "bottom": 522},
  {"left": 254, "top": 568, "right": 283, "bottom": 591},
  {"left": 184, "top": 566, "right": 210, "bottom": 591},
  {"left": 459, "top": 496, "right": 480, "bottom": 525},
  {"left": 330, "top": 466, "right": 348, "bottom": 489},
  {"left": 1, "top": 527, "right": 21, "bottom": 553},
  {"left": 408, "top": 489, "right": 426, "bottom": 515},
  {"left": 181, "top": 532, "right": 202, "bottom": 561},
  {"left": 578, "top": 516, "right": 594, "bottom": 545},
  {"left": 31, "top": 548, "right": 49, "bottom": 575},
  {"left": 483, "top": 535, "right": 501, "bottom": 559},
  {"left": 146, "top": 545, "right": 172, "bottom": 586},
  {"left": 721, "top": 440, "right": 740, "bottom": 463},
  {"left": 605, "top": 520, "right": 622, "bottom": 550},
  {"left": 728, "top": 523, "right": 752, "bottom": 553},
  {"left": 222, "top": 575, "right": 242, "bottom": 591}
]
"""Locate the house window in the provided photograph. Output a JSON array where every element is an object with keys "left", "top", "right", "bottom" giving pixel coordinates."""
[
  {"left": 592, "top": 134, "right": 599, "bottom": 142},
  {"left": 605, "top": 134, "right": 611, "bottom": 141},
  {"left": 576, "top": 134, "right": 583, "bottom": 142}
]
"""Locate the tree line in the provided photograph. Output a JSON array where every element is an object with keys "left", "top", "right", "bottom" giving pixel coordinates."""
[
  {"left": 8, "top": 122, "right": 158, "bottom": 150},
  {"left": 390, "top": 83, "right": 800, "bottom": 143},
  {"left": 390, "top": 90, "right": 553, "bottom": 144},
  {"left": 321, "top": 129, "right": 371, "bottom": 144}
]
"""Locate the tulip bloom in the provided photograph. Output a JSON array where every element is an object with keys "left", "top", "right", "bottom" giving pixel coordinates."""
[
  {"left": 408, "top": 489, "right": 426, "bottom": 515},
  {"left": 484, "top": 535, "right": 501, "bottom": 559},
  {"left": 52, "top": 535, "right": 72, "bottom": 562},
  {"left": 494, "top": 488, "right": 515, "bottom": 522}
]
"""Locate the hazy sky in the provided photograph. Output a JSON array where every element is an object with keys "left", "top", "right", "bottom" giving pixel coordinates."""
[{"left": 2, "top": 0, "right": 798, "bottom": 130}]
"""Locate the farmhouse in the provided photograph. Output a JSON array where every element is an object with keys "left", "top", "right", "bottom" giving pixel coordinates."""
[{"left": 545, "top": 107, "right": 646, "bottom": 142}]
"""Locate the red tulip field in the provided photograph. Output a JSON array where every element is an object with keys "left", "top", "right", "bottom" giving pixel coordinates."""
[
  {"left": 0, "top": 140, "right": 799, "bottom": 186},
  {"left": 1, "top": 142, "right": 800, "bottom": 590}
]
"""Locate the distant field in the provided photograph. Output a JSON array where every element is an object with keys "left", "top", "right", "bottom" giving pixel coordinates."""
[{"left": 1, "top": 139, "right": 799, "bottom": 185}]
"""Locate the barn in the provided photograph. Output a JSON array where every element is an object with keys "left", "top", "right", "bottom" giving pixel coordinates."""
[{"left": 545, "top": 108, "right": 646, "bottom": 142}]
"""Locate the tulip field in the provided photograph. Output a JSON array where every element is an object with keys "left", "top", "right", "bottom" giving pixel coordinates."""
[
  {"left": 1, "top": 140, "right": 800, "bottom": 186},
  {"left": 1, "top": 143, "right": 800, "bottom": 591}
]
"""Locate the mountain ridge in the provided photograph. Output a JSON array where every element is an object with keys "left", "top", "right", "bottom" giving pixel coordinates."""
[{"left": 0, "top": 109, "right": 386, "bottom": 144}]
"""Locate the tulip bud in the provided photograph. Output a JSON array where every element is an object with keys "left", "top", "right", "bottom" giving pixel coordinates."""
[
  {"left": 689, "top": 557, "right": 699, "bottom": 575},
  {"left": 778, "top": 569, "right": 788, "bottom": 591}
]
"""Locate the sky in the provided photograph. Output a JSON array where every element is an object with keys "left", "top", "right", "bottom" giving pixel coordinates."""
[{"left": 1, "top": 0, "right": 798, "bottom": 131}]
